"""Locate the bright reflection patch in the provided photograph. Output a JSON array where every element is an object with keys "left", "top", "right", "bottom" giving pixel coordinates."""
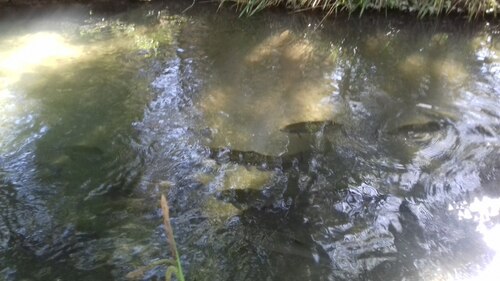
[
  {"left": 0, "top": 32, "right": 81, "bottom": 153},
  {"left": 449, "top": 197, "right": 500, "bottom": 281},
  {"left": 0, "top": 32, "right": 81, "bottom": 86}
]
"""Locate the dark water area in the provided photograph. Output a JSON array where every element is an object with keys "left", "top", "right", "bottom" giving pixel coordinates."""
[{"left": 0, "top": 1, "right": 499, "bottom": 280}]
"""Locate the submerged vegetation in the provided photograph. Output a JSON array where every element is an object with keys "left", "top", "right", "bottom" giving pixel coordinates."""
[{"left": 222, "top": 0, "right": 499, "bottom": 18}]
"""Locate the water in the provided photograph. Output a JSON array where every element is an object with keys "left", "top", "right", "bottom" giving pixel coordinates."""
[{"left": 0, "top": 2, "right": 499, "bottom": 280}]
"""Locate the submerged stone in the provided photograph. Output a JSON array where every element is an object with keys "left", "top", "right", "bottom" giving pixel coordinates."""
[
  {"left": 283, "top": 40, "right": 314, "bottom": 63},
  {"left": 432, "top": 59, "right": 468, "bottom": 87},
  {"left": 202, "top": 197, "right": 241, "bottom": 224},
  {"left": 193, "top": 173, "right": 216, "bottom": 186},
  {"left": 245, "top": 30, "right": 294, "bottom": 64},
  {"left": 399, "top": 53, "right": 426, "bottom": 77},
  {"left": 219, "top": 165, "right": 273, "bottom": 191}
]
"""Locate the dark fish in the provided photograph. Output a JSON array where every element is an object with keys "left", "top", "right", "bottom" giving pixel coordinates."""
[
  {"left": 209, "top": 147, "right": 276, "bottom": 166},
  {"left": 389, "top": 121, "right": 443, "bottom": 135},
  {"left": 471, "top": 125, "right": 494, "bottom": 137},
  {"left": 280, "top": 120, "right": 342, "bottom": 135},
  {"left": 208, "top": 147, "right": 309, "bottom": 169},
  {"left": 63, "top": 145, "right": 104, "bottom": 162}
]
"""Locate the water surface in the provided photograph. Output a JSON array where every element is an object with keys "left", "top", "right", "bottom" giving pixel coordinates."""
[{"left": 0, "top": 2, "right": 499, "bottom": 280}]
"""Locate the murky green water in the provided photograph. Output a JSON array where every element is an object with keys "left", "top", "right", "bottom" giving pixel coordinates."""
[{"left": 1, "top": 2, "right": 499, "bottom": 280}]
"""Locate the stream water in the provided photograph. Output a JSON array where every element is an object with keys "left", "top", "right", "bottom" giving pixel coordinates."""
[{"left": 0, "top": 2, "right": 499, "bottom": 280}]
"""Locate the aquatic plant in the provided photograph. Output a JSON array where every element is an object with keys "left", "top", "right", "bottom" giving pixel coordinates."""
[
  {"left": 126, "top": 194, "right": 185, "bottom": 281},
  {"left": 219, "top": 0, "right": 499, "bottom": 18}
]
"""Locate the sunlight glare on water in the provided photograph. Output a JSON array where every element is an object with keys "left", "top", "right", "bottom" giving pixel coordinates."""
[
  {"left": 0, "top": 31, "right": 82, "bottom": 153},
  {"left": 0, "top": 32, "right": 81, "bottom": 85},
  {"left": 449, "top": 197, "right": 500, "bottom": 281}
]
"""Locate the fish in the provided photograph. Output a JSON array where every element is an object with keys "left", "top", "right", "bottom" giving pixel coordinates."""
[
  {"left": 388, "top": 120, "right": 444, "bottom": 135},
  {"left": 209, "top": 147, "right": 278, "bottom": 167},
  {"left": 280, "top": 120, "right": 342, "bottom": 135},
  {"left": 63, "top": 145, "right": 104, "bottom": 162},
  {"left": 208, "top": 147, "right": 310, "bottom": 170}
]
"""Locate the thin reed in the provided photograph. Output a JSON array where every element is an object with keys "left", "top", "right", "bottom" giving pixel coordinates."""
[
  {"left": 161, "top": 194, "right": 178, "bottom": 261},
  {"left": 160, "top": 194, "right": 185, "bottom": 281},
  {"left": 126, "top": 195, "right": 185, "bottom": 281}
]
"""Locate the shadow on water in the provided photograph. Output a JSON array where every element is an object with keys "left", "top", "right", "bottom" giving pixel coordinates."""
[{"left": 1, "top": 1, "right": 500, "bottom": 281}]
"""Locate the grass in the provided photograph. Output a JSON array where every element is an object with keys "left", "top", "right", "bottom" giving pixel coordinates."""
[{"left": 218, "top": 0, "right": 499, "bottom": 18}]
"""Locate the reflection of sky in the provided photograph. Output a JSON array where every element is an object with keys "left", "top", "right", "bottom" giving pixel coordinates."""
[{"left": 449, "top": 197, "right": 500, "bottom": 281}]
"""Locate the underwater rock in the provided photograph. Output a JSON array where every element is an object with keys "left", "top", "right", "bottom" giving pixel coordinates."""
[
  {"left": 283, "top": 39, "right": 314, "bottom": 63},
  {"left": 218, "top": 165, "right": 273, "bottom": 192},
  {"left": 245, "top": 30, "right": 294, "bottom": 64},
  {"left": 399, "top": 53, "right": 426, "bottom": 78},
  {"left": 245, "top": 29, "right": 315, "bottom": 66},
  {"left": 202, "top": 197, "right": 241, "bottom": 224},
  {"left": 213, "top": 165, "right": 275, "bottom": 209},
  {"left": 432, "top": 59, "right": 468, "bottom": 87},
  {"left": 193, "top": 173, "right": 216, "bottom": 186}
]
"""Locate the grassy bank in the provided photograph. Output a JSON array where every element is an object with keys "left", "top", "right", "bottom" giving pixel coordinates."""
[
  {"left": 2, "top": 0, "right": 498, "bottom": 19},
  {"left": 222, "top": 0, "right": 499, "bottom": 19}
]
